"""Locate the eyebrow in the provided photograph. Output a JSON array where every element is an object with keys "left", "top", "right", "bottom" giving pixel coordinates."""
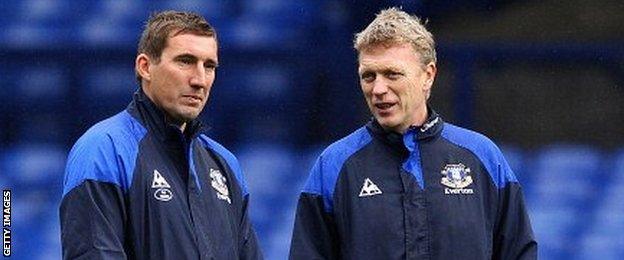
[
  {"left": 359, "top": 65, "right": 403, "bottom": 74},
  {"left": 174, "top": 53, "right": 219, "bottom": 67}
]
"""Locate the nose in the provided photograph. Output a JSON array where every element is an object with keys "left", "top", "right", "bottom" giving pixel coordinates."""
[
  {"left": 189, "top": 64, "right": 208, "bottom": 89},
  {"left": 371, "top": 78, "right": 389, "bottom": 96}
]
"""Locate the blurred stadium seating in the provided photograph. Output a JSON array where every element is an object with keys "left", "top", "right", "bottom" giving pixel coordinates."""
[{"left": 0, "top": 1, "right": 622, "bottom": 259}]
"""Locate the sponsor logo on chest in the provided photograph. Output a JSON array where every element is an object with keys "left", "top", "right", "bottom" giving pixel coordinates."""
[
  {"left": 152, "top": 170, "right": 173, "bottom": 201},
  {"left": 210, "top": 168, "right": 231, "bottom": 204},
  {"left": 440, "top": 163, "right": 474, "bottom": 195},
  {"left": 358, "top": 178, "right": 383, "bottom": 197}
]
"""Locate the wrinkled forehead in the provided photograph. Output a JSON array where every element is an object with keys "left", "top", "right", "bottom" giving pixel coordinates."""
[{"left": 357, "top": 42, "right": 422, "bottom": 70}]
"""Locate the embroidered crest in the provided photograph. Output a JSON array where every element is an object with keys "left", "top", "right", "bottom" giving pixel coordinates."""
[
  {"left": 440, "top": 163, "right": 474, "bottom": 195},
  {"left": 210, "top": 168, "right": 231, "bottom": 204}
]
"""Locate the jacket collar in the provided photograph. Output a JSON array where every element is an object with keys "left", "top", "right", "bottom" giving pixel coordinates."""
[
  {"left": 366, "top": 107, "right": 444, "bottom": 153},
  {"left": 127, "top": 88, "right": 205, "bottom": 144}
]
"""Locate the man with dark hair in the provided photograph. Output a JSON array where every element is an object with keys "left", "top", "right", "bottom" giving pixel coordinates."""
[
  {"left": 60, "top": 11, "right": 262, "bottom": 259},
  {"left": 289, "top": 7, "right": 536, "bottom": 259}
]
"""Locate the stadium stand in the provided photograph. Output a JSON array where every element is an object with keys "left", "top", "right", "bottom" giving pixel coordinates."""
[{"left": 0, "top": 1, "right": 622, "bottom": 259}]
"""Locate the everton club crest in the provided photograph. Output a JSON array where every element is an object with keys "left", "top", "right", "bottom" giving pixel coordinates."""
[
  {"left": 210, "top": 168, "right": 231, "bottom": 204},
  {"left": 440, "top": 163, "right": 474, "bottom": 195}
]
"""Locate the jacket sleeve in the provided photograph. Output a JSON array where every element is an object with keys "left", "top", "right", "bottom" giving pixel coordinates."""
[
  {"left": 59, "top": 133, "right": 128, "bottom": 260},
  {"left": 239, "top": 194, "right": 263, "bottom": 260},
  {"left": 289, "top": 192, "right": 340, "bottom": 260},
  {"left": 60, "top": 181, "right": 127, "bottom": 259},
  {"left": 289, "top": 154, "right": 341, "bottom": 260},
  {"left": 492, "top": 182, "right": 537, "bottom": 260}
]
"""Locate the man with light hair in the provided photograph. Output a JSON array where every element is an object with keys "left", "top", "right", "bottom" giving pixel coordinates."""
[{"left": 289, "top": 7, "right": 536, "bottom": 259}]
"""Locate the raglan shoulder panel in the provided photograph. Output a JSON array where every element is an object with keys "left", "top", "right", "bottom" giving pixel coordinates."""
[
  {"left": 441, "top": 123, "right": 517, "bottom": 188},
  {"left": 302, "top": 126, "right": 373, "bottom": 212},
  {"left": 198, "top": 134, "right": 249, "bottom": 197},
  {"left": 63, "top": 111, "right": 147, "bottom": 197}
]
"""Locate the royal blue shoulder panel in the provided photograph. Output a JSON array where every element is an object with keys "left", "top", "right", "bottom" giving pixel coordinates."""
[
  {"left": 440, "top": 123, "right": 517, "bottom": 188},
  {"left": 198, "top": 134, "right": 248, "bottom": 197},
  {"left": 63, "top": 111, "right": 147, "bottom": 197},
  {"left": 303, "top": 127, "right": 373, "bottom": 212}
]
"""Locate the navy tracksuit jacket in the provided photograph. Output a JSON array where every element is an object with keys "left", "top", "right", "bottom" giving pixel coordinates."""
[
  {"left": 60, "top": 90, "right": 262, "bottom": 259},
  {"left": 290, "top": 110, "right": 537, "bottom": 259}
]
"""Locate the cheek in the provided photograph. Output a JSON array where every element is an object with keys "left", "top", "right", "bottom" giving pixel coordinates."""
[{"left": 361, "top": 84, "right": 373, "bottom": 97}]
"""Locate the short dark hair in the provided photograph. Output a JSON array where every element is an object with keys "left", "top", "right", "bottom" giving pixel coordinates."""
[{"left": 135, "top": 10, "right": 217, "bottom": 81}]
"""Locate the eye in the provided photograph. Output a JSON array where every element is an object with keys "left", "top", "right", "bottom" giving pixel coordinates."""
[
  {"left": 385, "top": 71, "right": 402, "bottom": 80},
  {"left": 176, "top": 59, "right": 193, "bottom": 68},
  {"left": 175, "top": 55, "right": 197, "bottom": 67},
  {"left": 360, "top": 72, "right": 375, "bottom": 83},
  {"left": 204, "top": 63, "right": 217, "bottom": 71}
]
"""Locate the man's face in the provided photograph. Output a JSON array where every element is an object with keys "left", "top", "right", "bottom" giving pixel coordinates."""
[
  {"left": 358, "top": 42, "right": 436, "bottom": 133},
  {"left": 140, "top": 33, "right": 218, "bottom": 124}
]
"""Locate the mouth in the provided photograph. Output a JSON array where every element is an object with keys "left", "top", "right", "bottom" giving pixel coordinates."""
[
  {"left": 181, "top": 94, "right": 204, "bottom": 107},
  {"left": 182, "top": 94, "right": 203, "bottom": 102},
  {"left": 374, "top": 102, "right": 396, "bottom": 112}
]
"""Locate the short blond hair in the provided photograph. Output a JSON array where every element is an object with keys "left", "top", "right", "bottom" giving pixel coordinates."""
[{"left": 354, "top": 7, "right": 436, "bottom": 65}]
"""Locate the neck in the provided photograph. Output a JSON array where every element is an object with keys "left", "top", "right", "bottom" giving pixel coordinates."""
[
  {"left": 400, "top": 106, "right": 428, "bottom": 133},
  {"left": 164, "top": 114, "right": 187, "bottom": 132}
]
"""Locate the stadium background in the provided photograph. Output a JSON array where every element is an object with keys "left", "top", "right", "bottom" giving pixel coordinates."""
[{"left": 1, "top": 0, "right": 623, "bottom": 259}]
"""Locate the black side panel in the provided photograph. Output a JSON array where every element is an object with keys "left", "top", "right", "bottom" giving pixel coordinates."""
[
  {"left": 289, "top": 193, "right": 339, "bottom": 260},
  {"left": 60, "top": 180, "right": 127, "bottom": 260},
  {"left": 239, "top": 195, "right": 263, "bottom": 260},
  {"left": 492, "top": 183, "right": 538, "bottom": 260}
]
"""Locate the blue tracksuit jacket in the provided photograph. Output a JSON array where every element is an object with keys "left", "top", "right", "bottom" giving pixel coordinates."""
[
  {"left": 60, "top": 90, "right": 262, "bottom": 259},
  {"left": 289, "top": 110, "right": 537, "bottom": 259}
]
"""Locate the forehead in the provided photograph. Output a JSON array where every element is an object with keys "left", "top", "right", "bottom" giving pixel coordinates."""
[
  {"left": 163, "top": 33, "right": 218, "bottom": 59},
  {"left": 358, "top": 43, "right": 421, "bottom": 70}
]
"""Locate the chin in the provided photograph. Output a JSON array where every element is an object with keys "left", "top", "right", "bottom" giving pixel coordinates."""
[{"left": 375, "top": 117, "right": 400, "bottom": 131}]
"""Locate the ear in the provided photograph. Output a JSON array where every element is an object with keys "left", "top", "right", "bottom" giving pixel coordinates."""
[
  {"left": 135, "top": 53, "right": 152, "bottom": 82},
  {"left": 423, "top": 62, "right": 437, "bottom": 92}
]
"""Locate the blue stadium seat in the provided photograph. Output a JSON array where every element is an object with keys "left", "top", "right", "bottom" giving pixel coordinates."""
[
  {"left": 530, "top": 145, "right": 602, "bottom": 206},
  {"left": 217, "top": 64, "right": 292, "bottom": 105},
  {"left": 528, "top": 145, "right": 603, "bottom": 259},
  {"left": 263, "top": 212, "right": 297, "bottom": 260},
  {"left": 80, "top": 65, "right": 136, "bottom": 108},
  {"left": 236, "top": 142, "right": 297, "bottom": 204},
  {"left": 255, "top": 145, "right": 326, "bottom": 260},
  {"left": 36, "top": 202, "right": 63, "bottom": 260},
  {"left": 0, "top": 66, "right": 69, "bottom": 110},
  {"left": 211, "top": 63, "right": 312, "bottom": 143},
  {"left": 0, "top": 0, "right": 79, "bottom": 47},
  {"left": 0, "top": 143, "right": 65, "bottom": 193},
  {"left": 576, "top": 149, "right": 624, "bottom": 258},
  {"left": 0, "top": 170, "right": 8, "bottom": 191},
  {"left": 241, "top": 0, "right": 319, "bottom": 27},
  {"left": 17, "top": 67, "right": 68, "bottom": 99},
  {"left": 152, "top": 0, "right": 231, "bottom": 20},
  {"left": 9, "top": 189, "right": 47, "bottom": 258},
  {"left": 231, "top": 0, "right": 312, "bottom": 49},
  {"left": 15, "top": 0, "right": 74, "bottom": 24},
  {"left": 234, "top": 142, "right": 297, "bottom": 256},
  {"left": 578, "top": 207, "right": 624, "bottom": 259},
  {"left": 76, "top": 0, "right": 142, "bottom": 47},
  {"left": 8, "top": 189, "right": 62, "bottom": 260},
  {"left": 16, "top": 112, "right": 69, "bottom": 144},
  {"left": 78, "top": 18, "right": 138, "bottom": 46}
]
